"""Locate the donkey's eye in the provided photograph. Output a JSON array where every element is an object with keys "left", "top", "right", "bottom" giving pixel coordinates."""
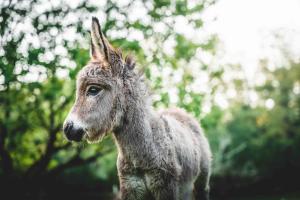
[{"left": 87, "top": 86, "right": 102, "bottom": 96}]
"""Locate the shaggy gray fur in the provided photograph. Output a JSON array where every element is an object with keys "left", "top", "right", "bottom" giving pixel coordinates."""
[{"left": 63, "top": 17, "right": 212, "bottom": 200}]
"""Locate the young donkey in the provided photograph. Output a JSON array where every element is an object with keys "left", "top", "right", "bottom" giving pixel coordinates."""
[{"left": 63, "top": 17, "right": 212, "bottom": 200}]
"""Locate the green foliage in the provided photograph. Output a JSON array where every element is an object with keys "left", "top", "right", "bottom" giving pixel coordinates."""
[
  {"left": 175, "top": 34, "right": 198, "bottom": 62},
  {"left": 210, "top": 63, "right": 300, "bottom": 178}
]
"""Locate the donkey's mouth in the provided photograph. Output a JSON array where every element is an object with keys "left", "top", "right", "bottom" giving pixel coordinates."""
[{"left": 85, "top": 129, "right": 108, "bottom": 144}]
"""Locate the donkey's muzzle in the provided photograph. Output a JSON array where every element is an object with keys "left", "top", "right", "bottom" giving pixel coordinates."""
[{"left": 63, "top": 121, "right": 85, "bottom": 142}]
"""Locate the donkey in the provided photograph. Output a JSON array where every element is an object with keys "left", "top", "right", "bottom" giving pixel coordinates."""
[{"left": 63, "top": 17, "right": 212, "bottom": 200}]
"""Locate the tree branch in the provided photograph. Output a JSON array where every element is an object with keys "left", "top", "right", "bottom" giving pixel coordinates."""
[
  {"left": 24, "top": 128, "right": 59, "bottom": 178},
  {"left": 0, "top": 124, "right": 13, "bottom": 175},
  {"left": 47, "top": 151, "right": 104, "bottom": 177},
  {"left": 53, "top": 142, "right": 72, "bottom": 153},
  {"left": 25, "top": 100, "right": 59, "bottom": 178}
]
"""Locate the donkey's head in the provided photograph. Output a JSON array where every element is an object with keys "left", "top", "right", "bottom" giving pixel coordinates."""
[{"left": 63, "top": 17, "right": 135, "bottom": 143}]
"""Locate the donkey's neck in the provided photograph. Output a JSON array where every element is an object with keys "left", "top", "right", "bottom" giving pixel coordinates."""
[{"left": 113, "top": 93, "right": 158, "bottom": 165}]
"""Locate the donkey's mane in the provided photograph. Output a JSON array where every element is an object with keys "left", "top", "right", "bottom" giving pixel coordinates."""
[{"left": 122, "top": 56, "right": 150, "bottom": 100}]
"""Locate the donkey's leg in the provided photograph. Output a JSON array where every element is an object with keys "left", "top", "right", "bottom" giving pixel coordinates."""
[
  {"left": 146, "top": 171, "right": 179, "bottom": 200},
  {"left": 194, "top": 166, "right": 210, "bottom": 200},
  {"left": 119, "top": 175, "right": 148, "bottom": 200},
  {"left": 181, "top": 183, "right": 194, "bottom": 200}
]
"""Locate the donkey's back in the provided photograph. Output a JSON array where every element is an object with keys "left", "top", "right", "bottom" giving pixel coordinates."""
[{"left": 160, "top": 108, "right": 211, "bottom": 199}]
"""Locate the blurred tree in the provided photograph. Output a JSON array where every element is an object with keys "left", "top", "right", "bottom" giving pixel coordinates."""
[
  {"left": 0, "top": 0, "right": 104, "bottom": 183},
  {"left": 209, "top": 61, "right": 300, "bottom": 197}
]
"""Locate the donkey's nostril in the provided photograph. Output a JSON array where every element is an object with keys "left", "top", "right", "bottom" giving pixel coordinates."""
[
  {"left": 63, "top": 121, "right": 73, "bottom": 135},
  {"left": 63, "top": 121, "right": 85, "bottom": 142},
  {"left": 71, "top": 128, "right": 85, "bottom": 142}
]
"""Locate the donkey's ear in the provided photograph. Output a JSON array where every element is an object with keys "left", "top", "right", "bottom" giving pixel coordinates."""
[
  {"left": 125, "top": 54, "right": 136, "bottom": 70},
  {"left": 90, "top": 17, "right": 113, "bottom": 61}
]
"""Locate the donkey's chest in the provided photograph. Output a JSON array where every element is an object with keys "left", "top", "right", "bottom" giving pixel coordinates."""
[
  {"left": 118, "top": 166, "right": 173, "bottom": 196},
  {"left": 118, "top": 146, "right": 175, "bottom": 175}
]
